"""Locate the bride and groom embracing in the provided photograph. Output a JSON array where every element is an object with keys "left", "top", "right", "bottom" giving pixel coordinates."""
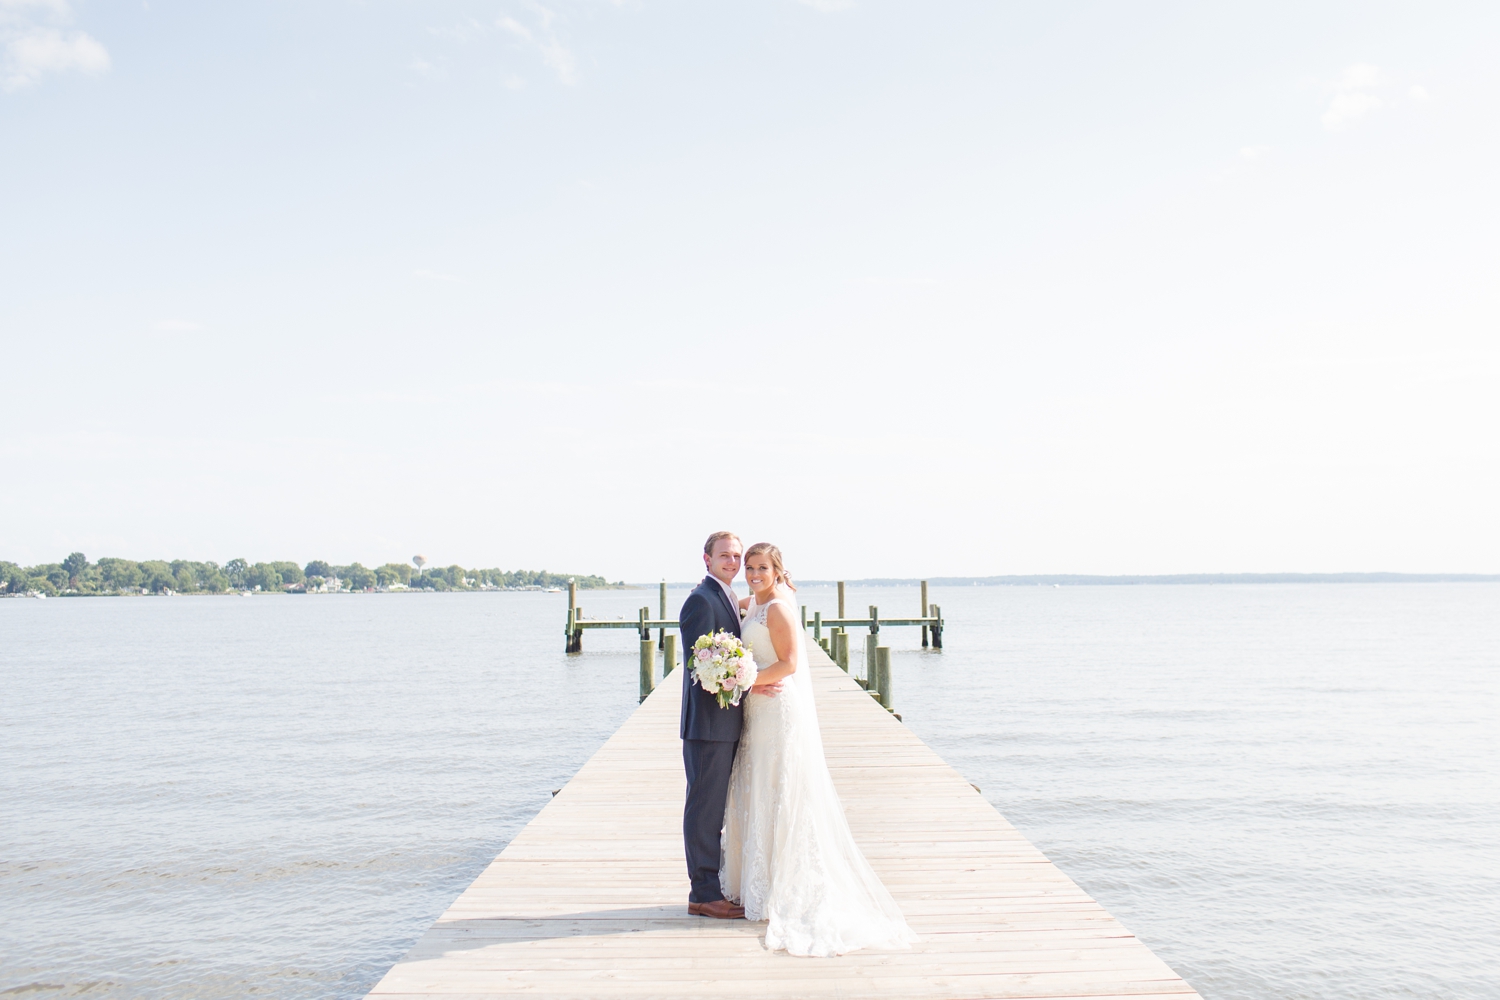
[{"left": 678, "top": 531, "right": 916, "bottom": 957}]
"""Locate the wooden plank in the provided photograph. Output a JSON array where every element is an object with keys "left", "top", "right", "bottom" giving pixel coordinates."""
[{"left": 366, "top": 642, "right": 1202, "bottom": 999}]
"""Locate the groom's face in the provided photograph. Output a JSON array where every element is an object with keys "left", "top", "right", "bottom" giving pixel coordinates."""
[{"left": 704, "top": 537, "right": 743, "bottom": 585}]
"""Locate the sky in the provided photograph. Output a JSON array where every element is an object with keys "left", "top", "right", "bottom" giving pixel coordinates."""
[{"left": 3, "top": 0, "right": 1498, "bottom": 581}]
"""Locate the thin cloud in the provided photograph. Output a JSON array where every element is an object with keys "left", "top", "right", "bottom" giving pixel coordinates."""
[
  {"left": 1, "top": 0, "right": 110, "bottom": 92},
  {"left": 1322, "top": 63, "right": 1381, "bottom": 131},
  {"left": 409, "top": 56, "right": 442, "bottom": 79},
  {"left": 498, "top": 7, "right": 576, "bottom": 85}
]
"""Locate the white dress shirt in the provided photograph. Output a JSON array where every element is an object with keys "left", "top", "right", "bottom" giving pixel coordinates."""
[{"left": 712, "top": 574, "right": 740, "bottom": 617}]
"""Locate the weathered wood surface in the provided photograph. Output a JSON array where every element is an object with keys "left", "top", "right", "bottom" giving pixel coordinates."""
[{"left": 367, "top": 643, "right": 1201, "bottom": 999}]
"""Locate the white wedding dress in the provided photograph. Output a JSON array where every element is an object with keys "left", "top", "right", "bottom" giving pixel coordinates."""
[{"left": 720, "top": 595, "right": 917, "bottom": 956}]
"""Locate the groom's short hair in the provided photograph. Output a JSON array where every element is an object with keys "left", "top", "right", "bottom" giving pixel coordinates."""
[{"left": 704, "top": 531, "right": 741, "bottom": 556}]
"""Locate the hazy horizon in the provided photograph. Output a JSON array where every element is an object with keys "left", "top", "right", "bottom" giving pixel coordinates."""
[
  {"left": 4, "top": 2, "right": 1497, "bottom": 580},
  {"left": 6, "top": 550, "right": 1498, "bottom": 589}
]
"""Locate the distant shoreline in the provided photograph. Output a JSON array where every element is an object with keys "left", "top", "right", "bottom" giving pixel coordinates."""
[
  {"left": 0, "top": 588, "right": 596, "bottom": 599},
  {"left": 1, "top": 554, "right": 620, "bottom": 598}
]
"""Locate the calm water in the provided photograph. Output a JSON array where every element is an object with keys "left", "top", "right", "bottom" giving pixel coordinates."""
[{"left": 2, "top": 585, "right": 1497, "bottom": 998}]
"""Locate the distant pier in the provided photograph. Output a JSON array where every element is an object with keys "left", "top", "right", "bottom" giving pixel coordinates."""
[
  {"left": 366, "top": 640, "right": 1202, "bottom": 999},
  {"left": 567, "top": 581, "right": 944, "bottom": 706}
]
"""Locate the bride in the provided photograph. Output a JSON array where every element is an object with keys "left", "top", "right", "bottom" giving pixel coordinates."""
[{"left": 720, "top": 542, "right": 917, "bottom": 957}]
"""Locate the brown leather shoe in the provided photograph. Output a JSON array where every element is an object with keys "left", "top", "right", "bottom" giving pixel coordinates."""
[{"left": 688, "top": 899, "right": 745, "bottom": 919}]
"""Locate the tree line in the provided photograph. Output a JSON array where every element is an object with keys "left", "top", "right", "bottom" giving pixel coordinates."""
[{"left": 0, "top": 554, "right": 615, "bottom": 597}]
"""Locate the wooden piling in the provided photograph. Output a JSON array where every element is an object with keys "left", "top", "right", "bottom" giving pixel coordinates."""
[
  {"left": 931, "top": 603, "right": 943, "bottom": 649},
  {"left": 921, "top": 579, "right": 930, "bottom": 648},
  {"left": 876, "top": 645, "right": 892, "bottom": 710},
  {"left": 566, "top": 581, "right": 581, "bottom": 653},
  {"left": 813, "top": 610, "right": 822, "bottom": 643},
  {"left": 658, "top": 580, "right": 667, "bottom": 650},
  {"left": 834, "top": 630, "right": 849, "bottom": 672},
  {"left": 639, "top": 638, "right": 655, "bottom": 702},
  {"left": 837, "top": 580, "right": 845, "bottom": 619},
  {"left": 662, "top": 633, "right": 677, "bottom": 675}
]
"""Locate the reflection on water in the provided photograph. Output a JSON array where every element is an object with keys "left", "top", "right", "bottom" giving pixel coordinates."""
[{"left": 2, "top": 584, "right": 1497, "bottom": 999}]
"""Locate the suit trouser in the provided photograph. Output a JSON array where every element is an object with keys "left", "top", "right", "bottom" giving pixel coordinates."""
[{"left": 682, "top": 738, "right": 739, "bottom": 903}]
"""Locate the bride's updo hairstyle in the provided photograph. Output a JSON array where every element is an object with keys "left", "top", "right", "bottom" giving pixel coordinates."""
[{"left": 744, "top": 542, "right": 796, "bottom": 591}]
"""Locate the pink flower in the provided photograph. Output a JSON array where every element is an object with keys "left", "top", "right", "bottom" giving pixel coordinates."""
[{"left": 695, "top": 649, "right": 711, "bottom": 661}]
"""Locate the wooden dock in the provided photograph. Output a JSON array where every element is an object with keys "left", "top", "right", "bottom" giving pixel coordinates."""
[{"left": 367, "top": 643, "right": 1202, "bottom": 1000}]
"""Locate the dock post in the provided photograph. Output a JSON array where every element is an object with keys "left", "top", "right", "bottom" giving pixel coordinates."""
[
  {"left": 659, "top": 580, "right": 667, "bottom": 651},
  {"left": 865, "top": 633, "right": 878, "bottom": 689},
  {"left": 639, "top": 638, "right": 656, "bottom": 702},
  {"left": 921, "top": 580, "right": 930, "bottom": 648},
  {"left": 566, "top": 581, "right": 581, "bottom": 653},
  {"left": 638, "top": 606, "right": 649, "bottom": 641},
  {"left": 801, "top": 605, "right": 808, "bottom": 629},
  {"left": 813, "top": 611, "right": 822, "bottom": 643},
  {"left": 869, "top": 605, "right": 879, "bottom": 638},
  {"left": 835, "top": 630, "right": 849, "bottom": 672},
  {"left": 837, "top": 581, "right": 845, "bottom": 619},
  {"left": 876, "top": 646, "right": 892, "bottom": 710},
  {"left": 931, "top": 604, "right": 943, "bottom": 650},
  {"left": 663, "top": 633, "right": 678, "bottom": 675}
]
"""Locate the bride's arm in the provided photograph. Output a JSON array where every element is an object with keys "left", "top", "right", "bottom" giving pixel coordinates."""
[{"left": 750, "top": 602, "right": 801, "bottom": 690}]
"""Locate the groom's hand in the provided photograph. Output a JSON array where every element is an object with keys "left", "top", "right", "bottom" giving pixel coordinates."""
[{"left": 752, "top": 681, "right": 783, "bottom": 697}]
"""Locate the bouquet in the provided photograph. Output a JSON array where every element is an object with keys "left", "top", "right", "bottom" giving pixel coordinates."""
[{"left": 691, "top": 630, "right": 758, "bottom": 708}]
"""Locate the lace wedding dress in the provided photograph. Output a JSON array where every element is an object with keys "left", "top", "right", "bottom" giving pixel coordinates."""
[{"left": 720, "top": 595, "right": 917, "bottom": 956}]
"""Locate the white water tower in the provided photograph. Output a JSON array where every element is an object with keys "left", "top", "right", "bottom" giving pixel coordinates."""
[{"left": 413, "top": 554, "right": 427, "bottom": 574}]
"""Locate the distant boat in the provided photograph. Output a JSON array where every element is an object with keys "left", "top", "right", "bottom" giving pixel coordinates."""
[{"left": 545, "top": 587, "right": 562, "bottom": 593}]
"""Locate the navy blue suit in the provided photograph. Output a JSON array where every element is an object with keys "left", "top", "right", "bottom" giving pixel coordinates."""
[{"left": 679, "top": 574, "right": 743, "bottom": 903}]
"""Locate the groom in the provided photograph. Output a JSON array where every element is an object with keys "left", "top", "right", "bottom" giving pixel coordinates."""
[{"left": 678, "top": 530, "right": 748, "bottom": 919}]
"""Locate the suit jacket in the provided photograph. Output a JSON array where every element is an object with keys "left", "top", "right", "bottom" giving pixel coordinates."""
[{"left": 679, "top": 575, "right": 744, "bottom": 742}]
